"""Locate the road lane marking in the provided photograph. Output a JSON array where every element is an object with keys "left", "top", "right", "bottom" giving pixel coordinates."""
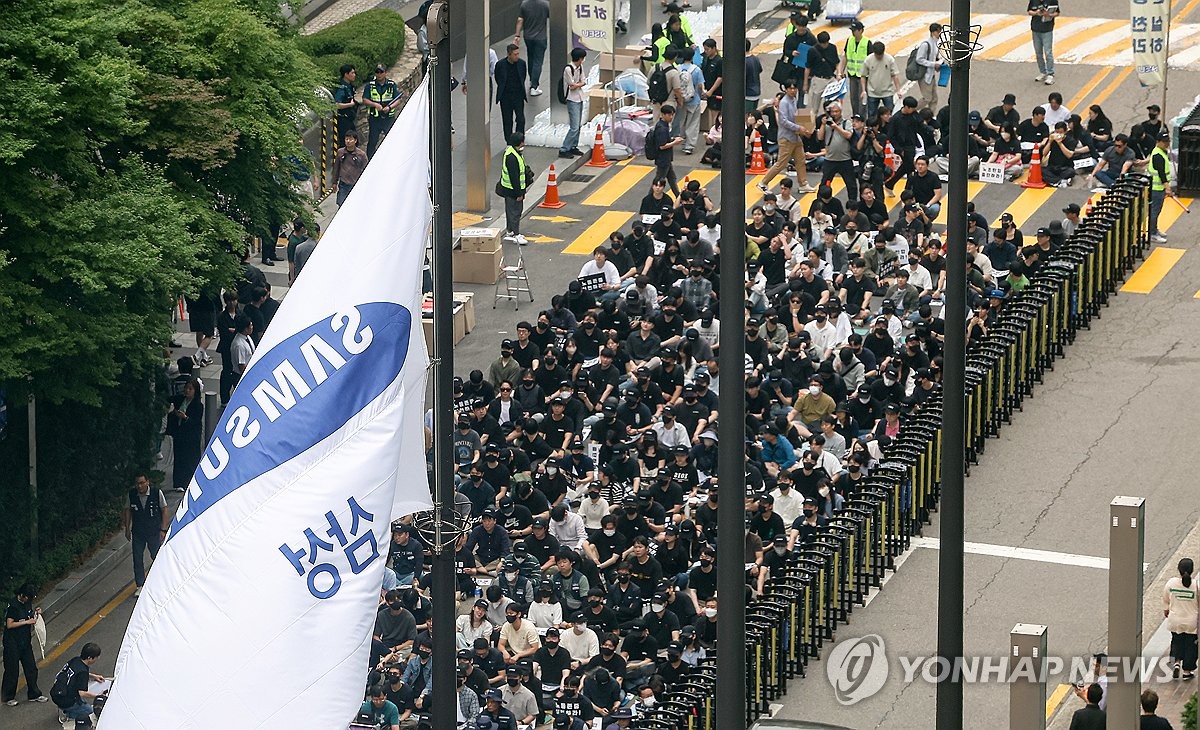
[
  {"left": 934, "top": 181, "right": 986, "bottom": 225},
  {"left": 1157, "top": 197, "right": 1194, "bottom": 233},
  {"left": 16, "top": 582, "right": 137, "bottom": 694},
  {"left": 1046, "top": 683, "right": 1073, "bottom": 720},
  {"left": 909, "top": 536, "right": 1150, "bottom": 570},
  {"left": 1091, "top": 66, "right": 1133, "bottom": 106},
  {"left": 562, "top": 210, "right": 634, "bottom": 254},
  {"left": 584, "top": 164, "right": 654, "bottom": 207},
  {"left": 1120, "top": 247, "right": 1186, "bottom": 294},
  {"left": 1066, "top": 66, "right": 1114, "bottom": 111},
  {"left": 992, "top": 186, "right": 1056, "bottom": 229}
]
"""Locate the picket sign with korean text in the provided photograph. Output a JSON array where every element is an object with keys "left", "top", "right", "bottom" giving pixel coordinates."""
[
  {"left": 1131, "top": 0, "right": 1170, "bottom": 86},
  {"left": 978, "top": 162, "right": 1006, "bottom": 185}
]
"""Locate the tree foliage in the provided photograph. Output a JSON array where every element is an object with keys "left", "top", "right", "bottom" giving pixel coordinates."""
[{"left": 0, "top": 0, "right": 326, "bottom": 404}]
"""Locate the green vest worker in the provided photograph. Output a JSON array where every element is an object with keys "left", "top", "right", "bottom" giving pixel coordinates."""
[
  {"left": 1148, "top": 132, "right": 1172, "bottom": 243},
  {"left": 840, "top": 20, "right": 871, "bottom": 118},
  {"left": 363, "top": 63, "right": 402, "bottom": 158},
  {"left": 496, "top": 133, "right": 534, "bottom": 245}
]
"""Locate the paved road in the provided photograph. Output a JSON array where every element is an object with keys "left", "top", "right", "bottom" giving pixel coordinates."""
[{"left": 7, "top": 0, "right": 1200, "bottom": 727}]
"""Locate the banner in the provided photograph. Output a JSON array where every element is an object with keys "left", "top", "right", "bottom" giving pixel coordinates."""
[
  {"left": 571, "top": 0, "right": 614, "bottom": 54},
  {"left": 101, "top": 80, "right": 435, "bottom": 729},
  {"left": 1131, "top": 0, "right": 1170, "bottom": 86}
]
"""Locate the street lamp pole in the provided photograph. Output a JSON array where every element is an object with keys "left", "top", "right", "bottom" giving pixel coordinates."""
[{"left": 935, "top": 1, "right": 973, "bottom": 728}]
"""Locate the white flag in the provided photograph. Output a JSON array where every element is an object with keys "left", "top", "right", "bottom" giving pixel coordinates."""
[{"left": 101, "top": 79, "right": 435, "bottom": 729}]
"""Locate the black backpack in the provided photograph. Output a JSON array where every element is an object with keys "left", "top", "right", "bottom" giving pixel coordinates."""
[
  {"left": 647, "top": 64, "right": 670, "bottom": 104},
  {"left": 644, "top": 127, "right": 659, "bottom": 160},
  {"left": 905, "top": 43, "right": 925, "bottom": 81},
  {"left": 50, "top": 662, "right": 76, "bottom": 709},
  {"left": 556, "top": 64, "right": 571, "bottom": 104}
]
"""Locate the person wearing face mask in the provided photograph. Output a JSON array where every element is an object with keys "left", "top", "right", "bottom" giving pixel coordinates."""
[
  {"left": 552, "top": 673, "right": 595, "bottom": 725},
  {"left": 606, "top": 561, "right": 644, "bottom": 623},
  {"left": 685, "top": 546, "right": 718, "bottom": 612},
  {"left": 585, "top": 638, "right": 628, "bottom": 691},
  {"left": 581, "top": 514, "right": 627, "bottom": 583},
  {"left": 576, "top": 485, "right": 611, "bottom": 534},
  {"left": 788, "top": 496, "right": 828, "bottom": 549},
  {"left": 376, "top": 588, "right": 418, "bottom": 655},
  {"left": 769, "top": 472, "right": 805, "bottom": 526},
  {"left": 398, "top": 638, "right": 433, "bottom": 711},
  {"left": 559, "top": 613, "right": 599, "bottom": 667},
  {"left": 498, "top": 603, "right": 541, "bottom": 667},
  {"left": 497, "top": 665, "right": 538, "bottom": 726},
  {"left": 692, "top": 598, "right": 719, "bottom": 648},
  {"left": 497, "top": 558, "right": 535, "bottom": 606},
  {"left": 453, "top": 416, "right": 483, "bottom": 475},
  {"left": 454, "top": 667, "right": 482, "bottom": 723},
  {"left": 793, "top": 376, "right": 837, "bottom": 436},
  {"left": 640, "top": 590, "right": 682, "bottom": 647},
  {"left": 801, "top": 304, "right": 838, "bottom": 360},
  {"left": 836, "top": 452, "right": 870, "bottom": 500},
  {"left": 762, "top": 533, "right": 796, "bottom": 583},
  {"left": 655, "top": 641, "right": 691, "bottom": 686}
]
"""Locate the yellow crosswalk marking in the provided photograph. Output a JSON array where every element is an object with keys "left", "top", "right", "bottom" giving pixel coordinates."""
[
  {"left": 934, "top": 181, "right": 986, "bottom": 225},
  {"left": 681, "top": 169, "right": 720, "bottom": 188},
  {"left": 992, "top": 186, "right": 1055, "bottom": 229},
  {"left": 1158, "top": 197, "right": 1194, "bottom": 233},
  {"left": 1120, "top": 247, "right": 1186, "bottom": 294},
  {"left": 563, "top": 210, "right": 635, "bottom": 255},
  {"left": 1091, "top": 66, "right": 1132, "bottom": 106},
  {"left": 746, "top": 174, "right": 765, "bottom": 210},
  {"left": 584, "top": 164, "right": 654, "bottom": 207},
  {"left": 1066, "top": 67, "right": 1114, "bottom": 111},
  {"left": 1070, "top": 26, "right": 1139, "bottom": 65},
  {"left": 979, "top": 16, "right": 1043, "bottom": 60},
  {"left": 1043, "top": 18, "right": 1126, "bottom": 60}
]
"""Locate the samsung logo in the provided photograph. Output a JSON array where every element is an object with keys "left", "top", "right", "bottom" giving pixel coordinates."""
[{"left": 171, "top": 302, "right": 412, "bottom": 536}]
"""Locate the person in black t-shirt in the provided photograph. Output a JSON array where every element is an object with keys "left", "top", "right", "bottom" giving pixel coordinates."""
[
  {"left": 1016, "top": 106, "right": 1050, "bottom": 162},
  {"left": 3, "top": 583, "right": 44, "bottom": 703}
]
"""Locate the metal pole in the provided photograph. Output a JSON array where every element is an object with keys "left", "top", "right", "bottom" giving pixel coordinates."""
[
  {"left": 28, "top": 386, "right": 38, "bottom": 561},
  {"left": 1107, "top": 496, "right": 1146, "bottom": 727},
  {"left": 715, "top": 1, "right": 746, "bottom": 729},
  {"left": 1009, "top": 624, "right": 1048, "bottom": 730},
  {"left": 935, "top": 2, "right": 970, "bottom": 728},
  {"left": 1161, "top": 0, "right": 1171, "bottom": 117},
  {"left": 548, "top": 0, "right": 569, "bottom": 124},
  {"left": 427, "top": 4, "right": 457, "bottom": 730},
  {"left": 465, "top": 0, "right": 492, "bottom": 213},
  {"left": 203, "top": 391, "right": 222, "bottom": 445}
]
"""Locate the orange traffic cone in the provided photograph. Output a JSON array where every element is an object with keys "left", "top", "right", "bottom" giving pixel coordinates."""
[
  {"left": 539, "top": 163, "right": 566, "bottom": 209},
  {"left": 1083, "top": 195, "right": 1094, "bottom": 219},
  {"left": 584, "top": 126, "right": 613, "bottom": 169},
  {"left": 884, "top": 140, "right": 899, "bottom": 171},
  {"left": 1021, "top": 145, "right": 1047, "bottom": 189},
  {"left": 747, "top": 130, "right": 768, "bottom": 174}
]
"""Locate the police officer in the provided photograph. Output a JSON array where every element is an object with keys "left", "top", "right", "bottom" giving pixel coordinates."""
[
  {"left": 839, "top": 20, "right": 871, "bottom": 118},
  {"left": 496, "top": 133, "right": 533, "bottom": 245},
  {"left": 1149, "top": 131, "right": 1172, "bottom": 244},
  {"left": 121, "top": 475, "right": 169, "bottom": 595},
  {"left": 363, "top": 64, "right": 402, "bottom": 158},
  {"left": 333, "top": 63, "right": 359, "bottom": 145}
]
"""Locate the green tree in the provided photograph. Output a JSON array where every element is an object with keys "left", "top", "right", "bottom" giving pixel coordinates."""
[{"left": 0, "top": 0, "right": 326, "bottom": 405}]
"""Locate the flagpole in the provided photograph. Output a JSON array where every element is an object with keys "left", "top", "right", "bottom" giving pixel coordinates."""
[{"left": 427, "top": 3, "right": 458, "bottom": 730}]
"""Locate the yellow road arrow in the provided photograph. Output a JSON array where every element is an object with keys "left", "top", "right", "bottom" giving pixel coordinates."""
[
  {"left": 524, "top": 234, "right": 564, "bottom": 243},
  {"left": 530, "top": 215, "right": 580, "bottom": 224}
]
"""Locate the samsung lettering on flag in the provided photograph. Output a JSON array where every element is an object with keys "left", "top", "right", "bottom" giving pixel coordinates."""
[{"left": 100, "top": 80, "right": 435, "bottom": 729}]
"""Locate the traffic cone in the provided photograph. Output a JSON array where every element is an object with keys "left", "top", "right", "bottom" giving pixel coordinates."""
[
  {"left": 747, "top": 130, "right": 768, "bottom": 174},
  {"left": 884, "top": 140, "right": 899, "bottom": 171},
  {"left": 1021, "top": 144, "right": 1047, "bottom": 189},
  {"left": 1084, "top": 195, "right": 1094, "bottom": 219},
  {"left": 539, "top": 164, "right": 567, "bottom": 209},
  {"left": 584, "top": 126, "right": 613, "bottom": 169}
]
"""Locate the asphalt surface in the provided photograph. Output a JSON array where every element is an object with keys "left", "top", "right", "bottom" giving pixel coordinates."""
[{"left": 6, "top": 0, "right": 1200, "bottom": 728}]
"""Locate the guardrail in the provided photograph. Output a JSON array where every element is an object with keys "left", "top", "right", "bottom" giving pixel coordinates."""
[{"left": 627, "top": 173, "right": 1151, "bottom": 729}]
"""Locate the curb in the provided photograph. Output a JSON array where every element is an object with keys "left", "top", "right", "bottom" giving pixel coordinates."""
[{"left": 39, "top": 534, "right": 131, "bottom": 626}]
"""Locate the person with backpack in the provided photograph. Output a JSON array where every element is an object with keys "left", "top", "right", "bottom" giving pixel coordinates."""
[
  {"left": 649, "top": 47, "right": 683, "bottom": 122},
  {"left": 649, "top": 106, "right": 684, "bottom": 196},
  {"left": 909, "top": 23, "right": 943, "bottom": 112},
  {"left": 2, "top": 583, "right": 46, "bottom": 706},
  {"left": 558, "top": 48, "right": 588, "bottom": 159},
  {"left": 50, "top": 642, "right": 104, "bottom": 729},
  {"left": 677, "top": 50, "right": 705, "bottom": 154}
]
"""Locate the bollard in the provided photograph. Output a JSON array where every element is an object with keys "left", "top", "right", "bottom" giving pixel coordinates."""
[
  {"left": 1107, "top": 496, "right": 1146, "bottom": 727},
  {"left": 1010, "top": 624, "right": 1048, "bottom": 730}
]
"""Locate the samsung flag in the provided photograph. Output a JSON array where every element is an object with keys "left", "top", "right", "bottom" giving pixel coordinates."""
[{"left": 101, "top": 80, "right": 435, "bottom": 728}]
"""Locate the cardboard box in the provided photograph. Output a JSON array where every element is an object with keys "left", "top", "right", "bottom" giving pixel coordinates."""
[
  {"left": 420, "top": 301, "right": 466, "bottom": 355},
  {"left": 597, "top": 47, "right": 647, "bottom": 83},
  {"left": 453, "top": 291, "right": 476, "bottom": 333},
  {"left": 458, "top": 227, "right": 502, "bottom": 253},
  {"left": 588, "top": 88, "right": 627, "bottom": 119},
  {"left": 452, "top": 247, "right": 502, "bottom": 285}
]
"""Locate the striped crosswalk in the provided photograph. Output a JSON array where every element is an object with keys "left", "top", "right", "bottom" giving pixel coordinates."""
[{"left": 749, "top": 10, "right": 1200, "bottom": 68}]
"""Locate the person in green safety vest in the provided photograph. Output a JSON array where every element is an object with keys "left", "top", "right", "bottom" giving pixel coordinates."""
[
  {"left": 1148, "top": 131, "right": 1172, "bottom": 244},
  {"left": 363, "top": 63, "right": 403, "bottom": 158},
  {"left": 496, "top": 133, "right": 534, "bottom": 246},
  {"left": 838, "top": 20, "right": 870, "bottom": 119}
]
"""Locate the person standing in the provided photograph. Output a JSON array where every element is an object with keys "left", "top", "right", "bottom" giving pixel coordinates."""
[
  {"left": 332, "top": 130, "right": 368, "bottom": 207},
  {"left": 363, "top": 64, "right": 402, "bottom": 158},
  {"left": 230, "top": 314, "right": 256, "bottom": 393},
  {"left": 495, "top": 44, "right": 529, "bottom": 144},
  {"left": 2, "top": 583, "right": 46, "bottom": 706},
  {"left": 803, "top": 32, "right": 840, "bottom": 114},
  {"left": 515, "top": 0, "right": 550, "bottom": 97},
  {"left": 184, "top": 289, "right": 218, "bottom": 365},
  {"left": 1029, "top": 0, "right": 1059, "bottom": 85},
  {"left": 839, "top": 20, "right": 871, "bottom": 118},
  {"left": 1148, "top": 131, "right": 1172, "bottom": 244},
  {"left": 699, "top": 39, "right": 723, "bottom": 132},
  {"left": 121, "top": 475, "right": 170, "bottom": 595},
  {"left": 333, "top": 63, "right": 359, "bottom": 145},
  {"left": 168, "top": 379, "right": 204, "bottom": 492},
  {"left": 759, "top": 80, "right": 814, "bottom": 193},
  {"left": 292, "top": 223, "right": 320, "bottom": 280},
  {"left": 885, "top": 96, "right": 922, "bottom": 196},
  {"left": 861, "top": 42, "right": 900, "bottom": 116},
  {"left": 215, "top": 291, "right": 239, "bottom": 404},
  {"left": 653, "top": 105, "right": 684, "bottom": 197},
  {"left": 819, "top": 101, "right": 857, "bottom": 200},
  {"left": 744, "top": 40, "right": 763, "bottom": 114},
  {"left": 914, "top": 23, "right": 943, "bottom": 112},
  {"left": 559, "top": 48, "right": 587, "bottom": 158},
  {"left": 1164, "top": 557, "right": 1199, "bottom": 680},
  {"left": 678, "top": 49, "right": 706, "bottom": 154},
  {"left": 497, "top": 133, "right": 534, "bottom": 245}
]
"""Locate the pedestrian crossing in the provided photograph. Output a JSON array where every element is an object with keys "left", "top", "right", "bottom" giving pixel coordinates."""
[{"left": 750, "top": 10, "right": 1200, "bottom": 68}]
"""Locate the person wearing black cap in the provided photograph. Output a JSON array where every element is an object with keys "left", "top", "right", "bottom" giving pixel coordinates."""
[
  {"left": 497, "top": 664, "right": 538, "bottom": 726},
  {"left": 479, "top": 687, "right": 519, "bottom": 730},
  {"left": 984, "top": 93, "right": 1020, "bottom": 138},
  {"left": 788, "top": 497, "right": 828, "bottom": 549},
  {"left": 465, "top": 507, "right": 512, "bottom": 576},
  {"left": 362, "top": 63, "right": 402, "bottom": 158},
  {"left": 1131, "top": 104, "right": 1164, "bottom": 159},
  {"left": 1148, "top": 130, "right": 1172, "bottom": 243},
  {"left": 1061, "top": 202, "right": 1081, "bottom": 238},
  {"left": 388, "top": 523, "right": 425, "bottom": 586}
]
